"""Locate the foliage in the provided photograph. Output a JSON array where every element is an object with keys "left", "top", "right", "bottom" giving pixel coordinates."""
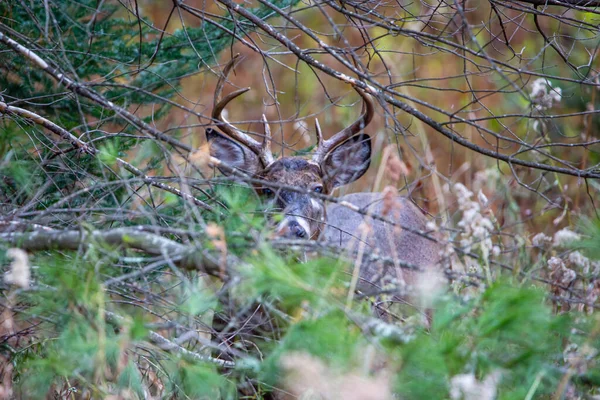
[{"left": 1, "top": 0, "right": 600, "bottom": 399}]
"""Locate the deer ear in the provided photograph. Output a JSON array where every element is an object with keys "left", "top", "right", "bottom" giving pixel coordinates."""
[
  {"left": 321, "top": 133, "right": 371, "bottom": 188},
  {"left": 206, "top": 128, "right": 262, "bottom": 175}
]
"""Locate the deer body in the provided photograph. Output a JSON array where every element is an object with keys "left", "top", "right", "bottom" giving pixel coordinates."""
[
  {"left": 323, "top": 193, "right": 441, "bottom": 291},
  {"left": 207, "top": 57, "right": 442, "bottom": 296}
]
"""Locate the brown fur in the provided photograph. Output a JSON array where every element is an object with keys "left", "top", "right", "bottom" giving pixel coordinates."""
[{"left": 258, "top": 158, "right": 323, "bottom": 189}]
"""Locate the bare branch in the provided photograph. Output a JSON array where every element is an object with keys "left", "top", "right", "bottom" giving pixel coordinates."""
[{"left": 0, "top": 227, "right": 229, "bottom": 278}]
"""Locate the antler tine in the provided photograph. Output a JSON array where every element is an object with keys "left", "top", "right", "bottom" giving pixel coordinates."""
[
  {"left": 212, "top": 55, "right": 264, "bottom": 159},
  {"left": 261, "top": 114, "right": 275, "bottom": 166},
  {"left": 314, "top": 118, "right": 323, "bottom": 150},
  {"left": 312, "top": 86, "right": 374, "bottom": 164},
  {"left": 213, "top": 55, "right": 240, "bottom": 105}
]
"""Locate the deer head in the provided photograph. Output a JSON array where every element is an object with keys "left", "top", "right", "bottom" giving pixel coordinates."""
[{"left": 206, "top": 57, "right": 374, "bottom": 239}]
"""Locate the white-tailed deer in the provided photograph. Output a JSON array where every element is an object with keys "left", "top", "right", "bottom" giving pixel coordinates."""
[{"left": 206, "top": 58, "right": 442, "bottom": 299}]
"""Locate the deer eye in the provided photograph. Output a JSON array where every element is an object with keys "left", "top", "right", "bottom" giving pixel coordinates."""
[
  {"left": 313, "top": 186, "right": 323, "bottom": 194},
  {"left": 262, "top": 188, "right": 274, "bottom": 196}
]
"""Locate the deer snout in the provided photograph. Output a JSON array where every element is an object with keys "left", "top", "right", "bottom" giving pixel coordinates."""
[
  {"left": 287, "top": 220, "right": 307, "bottom": 238},
  {"left": 275, "top": 217, "right": 311, "bottom": 239}
]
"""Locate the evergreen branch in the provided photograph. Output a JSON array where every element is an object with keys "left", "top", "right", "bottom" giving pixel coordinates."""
[
  {"left": 0, "top": 30, "right": 192, "bottom": 153},
  {"left": 0, "top": 30, "right": 259, "bottom": 214}
]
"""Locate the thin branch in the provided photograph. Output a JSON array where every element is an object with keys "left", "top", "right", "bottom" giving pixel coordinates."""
[
  {"left": 514, "top": 0, "right": 600, "bottom": 7},
  {"left": 0, "top": 99, "right": 215, "bottom": 212}
]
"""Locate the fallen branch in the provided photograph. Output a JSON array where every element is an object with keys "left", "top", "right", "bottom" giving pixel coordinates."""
[{"left": 0, "top": 227, "right": 232, "bottom": 278}]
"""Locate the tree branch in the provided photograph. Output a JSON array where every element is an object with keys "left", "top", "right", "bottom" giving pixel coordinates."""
[
  {"left": 0, "top": 227, "right": 231, "bottom": 278},
  {"left": 0, "top": 101, "right": 96, "bottom": 154},
  {"left": 514, "top": 0, "right": 600, "bottom": 7}
]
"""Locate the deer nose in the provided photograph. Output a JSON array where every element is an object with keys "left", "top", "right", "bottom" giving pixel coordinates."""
[{"left": 287, "top": 220, "right": 307, "bottom": 238}]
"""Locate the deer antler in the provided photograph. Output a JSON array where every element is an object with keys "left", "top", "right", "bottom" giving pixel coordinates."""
[
  {"left": 261, "top": 114, "right": 275, "bottom": 166},
  {"left": 212, "top": 55, "right": 274, "bottom": 167},
  {"left": 312, "top": 86, "right": 374, "bottom": 164}
]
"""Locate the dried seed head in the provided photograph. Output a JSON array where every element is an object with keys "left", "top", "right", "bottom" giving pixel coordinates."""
[
  {"left": 548, "top": 256, "right": 576, "bottom": 286},
  {"left": 383, "top": 145, "right": 409, "bottom": 185},
  {"left": 553, "top": 228, "right": 581, "bottom": 248},
  {"left": 4, "top": 248, "right": 30, "bottom": 289},
  {"left": 279, "top": 352, "right": 392, "bottom": 400},
  {"left": 532, "top": 232, "right": 552, "bottom": 248},
  {"left": 381, "top": 185, "right": 398, "bottom": 216}
]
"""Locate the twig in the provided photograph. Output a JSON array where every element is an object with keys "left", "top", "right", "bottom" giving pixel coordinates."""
[{"left": 116, "top": 158, "right": 214, "bottom": 211}]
